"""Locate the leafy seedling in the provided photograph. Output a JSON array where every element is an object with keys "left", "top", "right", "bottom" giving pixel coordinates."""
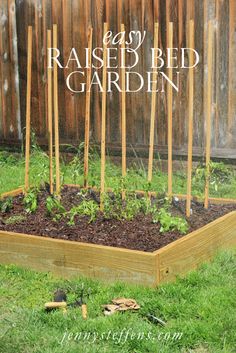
[
  {"left": 0, "top": 197, "right": 13, "bottom": 213},
  {"left": 152, "top": 207, "right": 188, "bottom": 234},
  {"left": 23, "top": 189, "right": 38, "bottom": 213},
  {"left": 67, "top": 200, "right": 99, "bottom": 225},
  {"left": 46, "top": 196, "right": 65, "bottom": 218}
]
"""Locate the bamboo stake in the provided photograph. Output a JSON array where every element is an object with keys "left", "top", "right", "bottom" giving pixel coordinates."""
[
  {"left": 100, "top": 23, "right": 108, "bottom": 211},
  {"left": 47, "top": 29, "right": 54, "bottom": 194},
  {"left": 121, "top": 23, "right": 126, "bottom": 200},
  {"left": 204, "top": 21, "right": 213, "bottom": 209},
  {"left": 84, "top": 27, "right": 93, "bottom": 188},
  {"left": 53, "top": 24, "right": 60, "bottom": 196},
  {"left": 24, "top": 26, "right": 33, "bottom": 193},
  {"left": 147, "top": 22, "right": 159, "bottom": 184},
  {"left": 167, "top": 22, "right": 173, "bottom": 197},
  {"left": 186, "top": 20, "right": 194, "bottom": 217}
]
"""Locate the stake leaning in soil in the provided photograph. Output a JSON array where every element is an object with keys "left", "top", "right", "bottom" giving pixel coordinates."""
[
  {"left": 100, "top": 23, "right": 108, "bottom": 211},
  {"left": 167, "top": 22, "right": 173, "bottom": 197},
  {"left": 53, "top": 24, "right": 60, "bottom": 196},
  {"left": 147, "top": 22, "right": 159, "bottom": 185},
  {"left": 186, "top": 20, "right": 194, "bottom": 217},
  {"left": 204, "top": 21, "right": 213, "bottom": 209},
  {"left": 24, "top": 26, "right": 33, "bottom": 193},
  {"left": 47, "top": 29, "right": 54, "bottom": 194},
  {"left": 84, "top": 27, "right": 93, "bottom": 189},
  {"left": 121, "top": 23, "right": 126, "bottom": 200}
]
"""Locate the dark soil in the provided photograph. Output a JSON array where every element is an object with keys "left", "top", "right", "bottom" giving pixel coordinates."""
[{"left": 0, "top": 186, "right": 235, "bottom": 252}]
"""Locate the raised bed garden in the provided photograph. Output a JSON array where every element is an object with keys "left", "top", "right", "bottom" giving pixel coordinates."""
[{"left": 0, "top": 186, "right": 235, "bottom": 287}]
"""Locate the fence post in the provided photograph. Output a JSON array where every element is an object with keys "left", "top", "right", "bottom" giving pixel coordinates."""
[{"left": 186, "top": 20, "right": 194, "bottom": 217}]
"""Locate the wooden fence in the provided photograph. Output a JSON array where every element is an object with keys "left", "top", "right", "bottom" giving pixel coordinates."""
[{"left": 0, "top": 0, "right": 236, "bottom": 159}]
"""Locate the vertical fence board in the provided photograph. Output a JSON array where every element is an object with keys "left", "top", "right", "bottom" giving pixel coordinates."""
[
  {"left": 215, "top": 0, "right": 229, "bottom": 148},
  {"left": 228, "top": 0, "right": 236, "bottom": 148},
  {"left": 0, "top": 0, "right": 12, "bottom": 139}
]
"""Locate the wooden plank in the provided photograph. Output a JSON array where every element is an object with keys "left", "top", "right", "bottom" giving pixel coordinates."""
[
  {"left": 71, "top": 0, "right": 87, "bottom": 141},
  {"left": 228, "top": 0, "right": 236, "bottom": 148},
  {"left": 84, "top": 27, "right": 93, "bottom": 188},
  {"left": 203, "top": 0, "right": 216, "bottom": 152},
  {"left": 155, "top": 211, "right": 236, "bottom": 283},
  {"left": 127, "top": 0, "right": 145, "bottom": 145},
  {"left": 34, "top": 0, "right": 46, "bottom": 138},
  {"left": 42, "top": 0, "right": 52, "bottom": 134},
  {"left": 0, "top": 0, "right": 11, "bottom": 139},
  {"left": 167, "top": 22, "right": 173, "bottom": 196},
  {"left": 100, "top": 22, "right": 108, "bottom": 211},
  {"left": 90, "top": 0, "right": 104, "bottom": 143},
  {"left": 105, "top": 0, "right": 120, "bottom": 145},
  {"left": 0, "top": 230, "right": 157, "bottom": 287},
  {"left": 8, "top": 0, "right": 21, "bottom": 140},
  {"left": 192, "top": 0, "right": 204, "bottom": 150},
  {"left": 51, "top": 0, "right": 65, "bottom": 140},
  {"left": 62, "top": 0, "right": 75, "bottom": 139},
  {"left": 53, "top": 24, "right": 60, "bottom": 196},
  {"left": 0, "top": 187, "right": 23, "bottom": 199},
  {"left": 27, "top": 1, "right": 39, "bottom": 137},
  {"left": 204, "top": 21, "right": 213, "bottom": 209},
  {"left": 215, "top": 0, "right": 229, "bottom": 148},
  {"left": 121, "top": 22, "right": 126, "bottom": 199},
  {"left": 24, "top": 26, "right": 33, "bottom": 193},
  {"left": 176, "top": 0, "right": 184, "bottom": 146},
  {"left": 47, "top": 29, "right": 54, "bottom": 195},
  {"left": 147, "top": 22, "right": 159, "bottom": 183},
  {"left": 186, "top": 20, "right": 194, "bottom": 217}
]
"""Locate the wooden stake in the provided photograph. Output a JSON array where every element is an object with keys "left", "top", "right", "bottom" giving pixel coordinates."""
[
  {"left": 53, "top": 24, "right": 60, "bottom": 196},
  {"left": 148, "top": 22, "right": 159, "bottom": 184},
  {"left": 81, "top": 303, "right": 87, "bottom": 320},
  {"left": 167, "top": 22, "right": 173, "bottom": 196},
  {"left": 121, "top": 23, "right": 126, "bottom": 200},
  {"left": 47, "top": 29, "right": 54, "bottom": 194},
  {"left": 84, "top": 27, "right": 93, "bottom": 188},
  {"left": 204, "top": 21, "right": 213, "bottom": 209},
  {"left": 24, "top": 26, "right": 33, "bottom": 192},
  {"left": 186, "top": 20, "right": 194, "bottom": 217},
  {"left": 100, "top": 23, "right": 108, "bottom": 211}
]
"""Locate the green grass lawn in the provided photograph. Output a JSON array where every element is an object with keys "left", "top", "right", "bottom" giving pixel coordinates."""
[
  {"left": 0, "top": 251, "right": 236, "bottom": 353},
  {"left": 0, "top": 149, "right": 236, "bottom": 352},
  {"left": 0, "top": 148, "right": 236, "bottom": 198}
]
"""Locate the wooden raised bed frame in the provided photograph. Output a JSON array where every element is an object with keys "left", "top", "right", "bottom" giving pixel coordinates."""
[{"left": 0, "top": 188, "right": 236, "bottom": 287}]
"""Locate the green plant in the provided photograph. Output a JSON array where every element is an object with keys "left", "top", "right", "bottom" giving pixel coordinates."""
[
  {"left": 45, "top": 196, "right": 65, "bottom": 218},
  {"left": 69, "top": 156, "right": 83, "bottom": 184},
  {"left": 193, "top": 161, "right": 235, "bottom": 192},
  {"left": 121, "top": 194, "right": 143, "bottom": 220},
  {"left": 152, "top": 207, "right": 188, "bottom": 234},
  {"left": 23, "top": 189, "right": 38, "bottom": 213},
  {"left": 0, "top": 197, "right": 13, "bottom": 213},
  {"left": 0, "top": 151, "right": 18, "bottom": 166},
  {"left": 67, "top": 200, "right": 99, "bottom": 225}
]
